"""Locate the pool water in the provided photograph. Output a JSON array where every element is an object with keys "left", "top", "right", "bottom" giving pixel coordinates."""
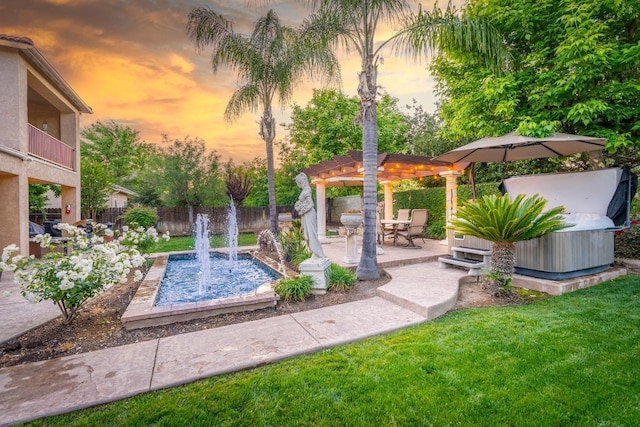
[{"left": 154, "top": 253, "right": 279, "bottom": 306}]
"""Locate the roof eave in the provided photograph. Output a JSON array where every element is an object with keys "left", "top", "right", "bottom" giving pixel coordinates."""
[{"left": 2, "top": 38, "right": 94, "bottom": 114}]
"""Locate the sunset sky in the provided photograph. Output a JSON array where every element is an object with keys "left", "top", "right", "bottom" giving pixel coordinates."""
[{"left": 2, "top": 0, "right": 449, "bottom": 164}]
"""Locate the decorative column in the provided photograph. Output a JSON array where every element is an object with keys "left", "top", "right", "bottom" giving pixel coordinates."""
[
  {"left": 340, "top": 212, "right": 363, "bottom": 264},
  {"left": 383, "top": 182, "right": 393, "bottom": 220},
  {"left": 315, "top": 180, "right": 327, "bottom": 240},
  {"left": 439, "top": 170, "right": 463, "bottom": 249}
]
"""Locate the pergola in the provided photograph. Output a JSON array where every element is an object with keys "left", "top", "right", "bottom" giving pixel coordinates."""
[{"left": 301, "top": 150, "right": 466, "bottom": 239}]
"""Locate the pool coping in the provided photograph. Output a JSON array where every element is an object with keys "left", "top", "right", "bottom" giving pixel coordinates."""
[{"left": 121, "top": 251, "right": 292, "bottom": 330}]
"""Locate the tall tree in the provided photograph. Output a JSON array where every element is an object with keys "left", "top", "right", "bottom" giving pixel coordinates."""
[
  {"left": 304, "top": 0, "right": 508, "bottom": 279},
  {"left": 242, "top": 157, "right": 269, "bottom": 207},
  {"left": 224, "top": 160, "right": 252, "bottom": 206},
  {"left": 431, "top": 0, "right": 640, "bottom": 167},
  {"left": 160, "top": 135, "right": 223, "bottom": 222},
  {"left": 80, "top": 159, "right": 114, "bottom": 220},
  {"left": 402, "top": 99, "right": 455, "bottom": 157},
  {"left": 186, "top": 8, "right": 340, "bottom": 234},
  {"left": 287, "top": 89, "right": 408, "bottom": 164},
  {"left": 81, "top": 120, "right": 150, "bottom": 185}
]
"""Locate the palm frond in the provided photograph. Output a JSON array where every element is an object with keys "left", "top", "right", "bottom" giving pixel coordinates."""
[
  {"left": 392, "top": 3, "right": 509, "bottom": 72},
  {"left": 450, "top": 193, "right": 571, "bottom": 243},
  {"left": 224, "top": 85, "right": 260, "bottom": 122},
  {"left": 186, "top": 7, "right": 233, "bottom": 52}
]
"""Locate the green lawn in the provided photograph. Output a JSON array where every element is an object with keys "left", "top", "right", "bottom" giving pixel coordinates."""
[
  {"left": 31, "top": 275, "right": 639, "bottom": 426},
  {"left": 151, "top": 233, "right": 257, "bottom": 253}
]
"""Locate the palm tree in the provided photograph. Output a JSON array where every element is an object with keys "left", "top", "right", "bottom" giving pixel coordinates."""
[
  {"left": 450, "top": 193, "right": 570, "bottom": 277},
  {"left": 303, "top": 1, "right": 509, "bottom": 279},
  {"left": 186, "top": 8, "right": 340, "bottom": 234}
]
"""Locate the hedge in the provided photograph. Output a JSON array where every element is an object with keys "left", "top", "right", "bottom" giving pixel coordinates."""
[{"left": 391, "top": 182, "right": 501, "bottom": 239}]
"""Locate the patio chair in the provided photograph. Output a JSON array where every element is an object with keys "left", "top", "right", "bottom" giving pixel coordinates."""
[
  {"left": 377, "top": 211, "right": 396, "bottom": 245},
  {"left": 396, "top": 209, "right": 411, "bottom": 231},
  {"left": 395, "top": 209, "right": 428, "bottom": 247}
]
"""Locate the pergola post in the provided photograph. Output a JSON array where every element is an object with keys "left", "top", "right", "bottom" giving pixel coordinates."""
[
  {"left": 439, "top": 170, "right": 463, "bottom": 250},
  {"left": 315, "top": 180, "right": 327, "bottom": 240},
  {"left": 383, "top": 182, "right": 393, "bottom": 220}
]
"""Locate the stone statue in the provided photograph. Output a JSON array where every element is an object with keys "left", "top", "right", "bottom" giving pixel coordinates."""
[{"left": 294, "top": 172, "right": 325, "bottom": 260}]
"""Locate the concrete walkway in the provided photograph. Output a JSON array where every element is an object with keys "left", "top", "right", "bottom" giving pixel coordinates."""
[
  {"left": 0, "top": 238, "right": 467, "bottom": 426},
  {"left": 0, "top": 271, "right": 61, "bottom": 343}
]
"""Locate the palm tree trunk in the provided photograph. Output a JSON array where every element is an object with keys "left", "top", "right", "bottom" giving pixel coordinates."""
[
  {"left": 491, "top": 241, "right": 516, "bottom": 276},
  {"left": 260, "top": 107, "right": 278, "bottom": 235},
  {"left": 356, "top": 57, "right": 380, "bottom": 280}
]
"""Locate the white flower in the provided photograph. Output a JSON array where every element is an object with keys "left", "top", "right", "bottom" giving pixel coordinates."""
[
  {"left": 104, "top": 229, "right": 114, "bottom": 237},
  {"left": 2, "top": 244, "right": 19, "bottom": 262},
  {"left": 59, "top": 278, "right": 74, "bottom": 290},
  {"left": 133, "top": 270, "right": 143, "bottom": 281},
  {"left": 23, "top": 291, "right": 39, "bottom": 303}
]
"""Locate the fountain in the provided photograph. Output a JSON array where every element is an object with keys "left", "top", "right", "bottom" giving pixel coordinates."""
[
  {"left": 195, "top": 213, "right": 211, "bottom": 294},
  {"left": 121, "top": 206, "right": 283, "bottom": 330},
  {"left": 227, "top": 197, "right": 238, "bottom": 268}
]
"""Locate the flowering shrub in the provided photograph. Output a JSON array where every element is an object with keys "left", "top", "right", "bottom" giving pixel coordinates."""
[{"left": 0, "top": 222, "right": 169, "bottom": 324}]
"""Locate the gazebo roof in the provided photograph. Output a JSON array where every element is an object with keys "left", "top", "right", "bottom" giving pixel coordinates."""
[{"left": 301, "top": 150, "right": 454, "bottom": 187}]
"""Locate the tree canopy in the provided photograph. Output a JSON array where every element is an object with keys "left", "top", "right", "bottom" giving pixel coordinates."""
[
  {"left": 432, "top": 0, "right": 640, "bottom": 158},
  {"left": 287, "top": 89, "right": 409, "bottom": 163},
  {"left": 159, "top": 135, "right": 225, "bottom": 212},
  {"left": 81, "top": 120, "right": 151, "bottom": 185}
]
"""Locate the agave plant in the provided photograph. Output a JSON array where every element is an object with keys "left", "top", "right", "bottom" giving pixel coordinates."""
[{"left": 450, "top": 193, "right": 571, "bottom": 277}]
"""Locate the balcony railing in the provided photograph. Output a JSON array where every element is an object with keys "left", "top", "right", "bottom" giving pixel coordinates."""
[{"left": 28, "top": 124, "right": 75, "bottom": 170}]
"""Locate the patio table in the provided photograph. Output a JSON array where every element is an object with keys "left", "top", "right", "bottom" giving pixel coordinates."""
[{"left": 380, "top": 219, "right": 411, "bottom": 246}]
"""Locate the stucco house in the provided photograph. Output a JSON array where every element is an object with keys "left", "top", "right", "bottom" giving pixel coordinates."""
[
  {"left": 108, "top": 185, "right": 136, "bottom": 208},
  {"left": 45, "top": 185, "right": 137, "bottom": 209},
  {"left": 0, "top": 35, "right": 92, "bottom": 255}
]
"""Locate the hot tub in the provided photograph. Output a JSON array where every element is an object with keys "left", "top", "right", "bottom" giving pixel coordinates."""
[{"left": 454, "top": 167, "right": 636, "bottom": 280}]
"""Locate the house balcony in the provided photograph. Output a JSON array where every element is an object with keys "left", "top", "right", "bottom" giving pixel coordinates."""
[{"left": 28, "top": 124, "right": 75, "bottom": 170}]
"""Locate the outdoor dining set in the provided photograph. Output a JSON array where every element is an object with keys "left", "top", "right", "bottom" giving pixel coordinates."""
[{"left": 378, "top": 208, "right": 428, "bottom": 248}]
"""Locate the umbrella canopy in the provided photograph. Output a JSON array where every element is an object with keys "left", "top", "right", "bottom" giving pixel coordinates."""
[{"left": 434, "top": 131, "right": 607, "bottom": 164}]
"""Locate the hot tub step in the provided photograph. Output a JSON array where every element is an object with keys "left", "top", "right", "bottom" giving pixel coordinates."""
[
  {"left": 451, "top": 246, "right": 492, "bottom": 256},
  {"left": 438, "top": 255, "right": 487, "bottom": 276}
]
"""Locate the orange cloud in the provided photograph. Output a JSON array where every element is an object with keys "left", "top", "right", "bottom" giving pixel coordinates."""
[{"left": 2, "top": 0, "right": 446, "bottom": 165}]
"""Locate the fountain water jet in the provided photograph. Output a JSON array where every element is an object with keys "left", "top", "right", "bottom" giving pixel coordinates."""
[
  {"left": 195, "top": 213, "right": 211, "bottom": 294},
  {"left": 227, "top": 197, "right": 238, "bottom": 268}
]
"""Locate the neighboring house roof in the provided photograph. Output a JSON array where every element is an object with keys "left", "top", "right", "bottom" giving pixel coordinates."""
[
  {"left": 113, "top": 185, "right": 138, "bottom": 197},
  {"left": 0, "top": 34, "right": 93, "bottom": 114}
]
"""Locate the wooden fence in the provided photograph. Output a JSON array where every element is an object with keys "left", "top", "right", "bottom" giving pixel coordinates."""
[
  {"left": 31, "top": 205, "right": 296, "bottom": 236},
  {"left": 155, "top": 206, "right": 296, "bottom": 235}
]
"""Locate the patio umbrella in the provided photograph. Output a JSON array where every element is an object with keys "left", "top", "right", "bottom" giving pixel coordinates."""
[
  {"left": 433, "top": 131, "right": 608, "bottom": 199},
  {"left": 433, "top": 131, "right": 607, "bottom": 164}
]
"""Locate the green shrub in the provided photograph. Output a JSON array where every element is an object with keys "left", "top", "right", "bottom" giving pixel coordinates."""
[
  {"left": 615, "top": 221, "right": 640, "bottom": 259},
  {"left": 123, "top": 206, "right": 158, "bottom": 228},
  {"left": 274, "top": 276, "right": 313, "bottom": 301},
  {"left": 278, "top": 224, "right": 311, "bottom": 268},
  {"left": 328, "top": 263, "right": 356, "bottom": 292},
  {"left": 425, "top": 218, "right": 446, "bottom": 240},
  {"left": 392, "top": 182, "right": 501, "bottom": 236}
]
